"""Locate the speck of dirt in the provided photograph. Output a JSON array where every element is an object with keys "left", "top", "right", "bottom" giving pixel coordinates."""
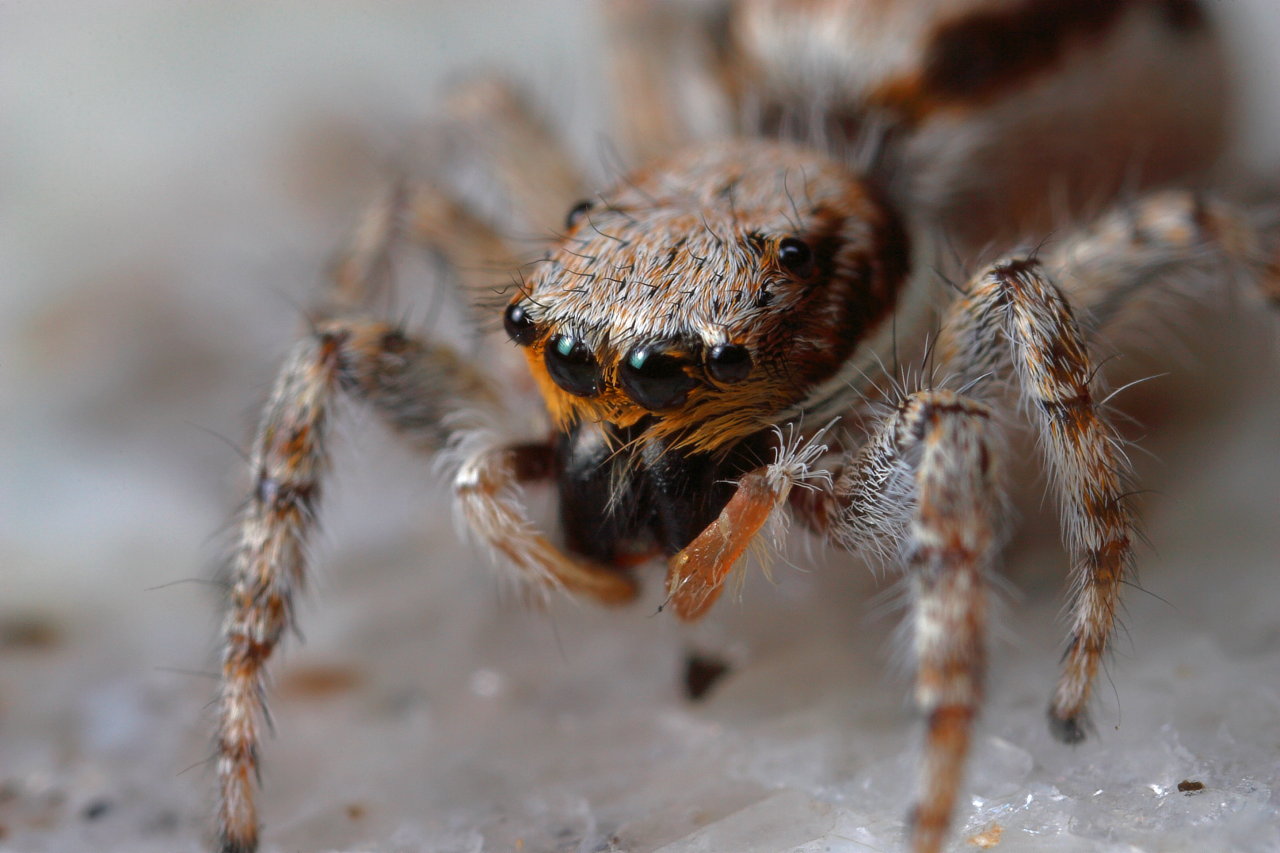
[
  {"left": 81, "top": 798, "right": 113, "bottom": 821},
  {"left": 1178, "top": 779, "right": 1206, "bottom": 794},
  {"left": 0, "top": 615, "right": 63, "bottom": 651},
  {"left": 683, "top": 651, "right": 731, "bottom": 701}
]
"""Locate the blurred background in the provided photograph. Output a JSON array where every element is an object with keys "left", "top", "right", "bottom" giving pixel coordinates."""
[{"left": 1, "top": 3, "right": 1279, "bottom": 852}]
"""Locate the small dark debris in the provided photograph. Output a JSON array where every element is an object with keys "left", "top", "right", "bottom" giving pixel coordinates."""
[
  {"left": 81, "top": 798, "right": 113, "bottom": 821},
  {"left": 276, "top": 663, "right": 362, "bottom": 700},
  {"left": 345, "top": 803, "right": 366, "bottom": 821},
  {"left": 683, "top": 651, "right": 731, "bottom": 701},
  {"left": 1177, "top": 779, "right": 1205, "bottom": 794},
  {"left": 0, "top": 614, "right": 62, "bottom": 650}
]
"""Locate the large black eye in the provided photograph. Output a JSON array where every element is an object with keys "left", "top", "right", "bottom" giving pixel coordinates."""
[
  {"left": 545, "top": 333, "right": 600, "bottom": 397},
  {"left": 706, "top": 343, "right": 752, "bottom": 383},
  {"left": 503, "top": 302, "right": 538, "bottom": 346},
  {"left": 778, "top": 237, "right": 815, "bottom": 277},
  {"left": 565, "top": 199, "right": 594, "bottom": 230},
  {"left": 619, "top": 344, "right": 698, "bottom": 410}
]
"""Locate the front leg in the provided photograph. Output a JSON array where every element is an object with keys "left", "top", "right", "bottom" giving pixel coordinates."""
[
  {"left": 938, "top": 258, "right": 1134, "bottom": 743},
  {"left": 218, "top": 319, "right": 499, "bottom": 853},
  {"left": 778, "top": 391, "right": 998, "bottom": 850},
  {"left": 217, "top": 318, "right": 637, "bottom": 853},
  {"left": 665, "top": 393, "right": 999, "bottom": 853},
  {"left": 799, "top": 392, "right": 1000, "bottom": 853},
  {"left": 896, "top": 394, "right": 998, "bottom": 853}
]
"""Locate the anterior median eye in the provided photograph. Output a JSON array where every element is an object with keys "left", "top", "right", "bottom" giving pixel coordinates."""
[
  {"left": 619, "top": 344, "right": 698, "bottom": 410},
  {"left": 545, "top": 333, "right": 600, "bottom": 397}
]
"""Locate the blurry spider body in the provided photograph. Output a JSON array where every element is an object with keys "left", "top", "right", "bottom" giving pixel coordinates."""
[{"left": 215, "top": 2, "right": 1279, "bottom": 852}]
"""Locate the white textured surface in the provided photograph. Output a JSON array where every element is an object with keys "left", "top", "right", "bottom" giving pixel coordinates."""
[{"left": 1, "top": 3, "right": 1278, "bottom": 853}]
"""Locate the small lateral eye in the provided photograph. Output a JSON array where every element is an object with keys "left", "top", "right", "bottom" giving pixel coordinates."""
[
  {"left": 778, "top": 237, "right": 815, "bottom": 277},
  {"left": 503, "top": 302, "right": 538, "bottom": 346},
  {"left": 545, "top": 333, "right": 600, "bottom": 397},
  {"left": 565, "top": 199, "right": 595, "bottom": 230},
  {"left": 706, "top": 343, "right": 752, "bottom": 383}
]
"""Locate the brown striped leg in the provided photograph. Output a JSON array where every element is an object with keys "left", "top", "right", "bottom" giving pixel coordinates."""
[
  {"left": 600, "top": 0, "right": 730, "bottom": 165},
  {"left": 324, "top": 181, "right": 407, "bottom": 317},
  {"left": 322, "top": 83, "right": 586, "bottom": 318},
  {"left": 790, "top": 391, "right": 998, "bottom": 853},
  {"left": 217, "top": 319, "right": 504, "bottom": 853},
  {"left": 601, "top": 0, "right": 688, "bottom": 165},
  {"left": 326, "top": 178, "right": 527, "bottom": 319},
  {"left": 665, "top": 392, "right": 997, "bottom": 851},
  {"left": 323, "top": 175, "right": 545, "bottom": 397},
  {"left": 900, "top": 394, "right": 996, "bottom": 853},
  {"left": 937, "top": 259, "right": 1133, "bottom": 744},
  {"left": 443, "top": 75, "right": 588, "bottom": 231},
  {"left": 1045, "top": 190, "right": 1280, "bottom": 329},
  {"left": 405, "top": 183, "right": 522, "bottom": 293}
]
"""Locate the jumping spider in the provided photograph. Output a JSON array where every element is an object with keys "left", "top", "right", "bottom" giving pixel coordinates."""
[{"left": 214, "top": 2, "right": 1279, "bottom": 851}]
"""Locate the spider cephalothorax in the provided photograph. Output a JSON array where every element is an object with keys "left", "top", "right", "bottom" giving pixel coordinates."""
[{"left": 509, "top": 140, "right": 910, "bottom": 454}]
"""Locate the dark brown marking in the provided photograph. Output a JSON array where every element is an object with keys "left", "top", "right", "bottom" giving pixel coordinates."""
[
  {"left": 1177, "top": 779, "right": 1206, "bottom": 794},
  {"left": 1040, "top": 392, "right": 1092, "bottom": 424},
  {"left": 0, "top": 614, "right": 62, "bottom": 650},
  {"left": 1158, "top": 0, "right": 1207, "bottom": 32},
  {"left": 783, "top": 188, "right": 911, "bottom": 393},
  {"left": 1083, "top": 538, "right": 1130, "bottom": 579},
  {"left": 509, "top": 442, "right": 556, "bottom": 482},
  {"left": 380, "top": 329, "right": 409, "bottom": 353},
  {"left": 901, "top": 0, "right": 1207, "bottom": 119},
  {"left": 925, "top": 1, "right": 1123, "bottom": 104}
]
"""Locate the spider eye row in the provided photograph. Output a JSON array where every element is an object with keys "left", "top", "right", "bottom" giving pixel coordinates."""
[
  {"left": 505, "top": 303, "right": 754, "bottom": 409},
  {"left": 512, "top": 214, "right": 818, "bottom": 408}
]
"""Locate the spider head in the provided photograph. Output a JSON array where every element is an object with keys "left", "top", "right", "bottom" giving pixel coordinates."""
[{"left": 506, "top": 140, "right": 909, "bottom": 453}]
